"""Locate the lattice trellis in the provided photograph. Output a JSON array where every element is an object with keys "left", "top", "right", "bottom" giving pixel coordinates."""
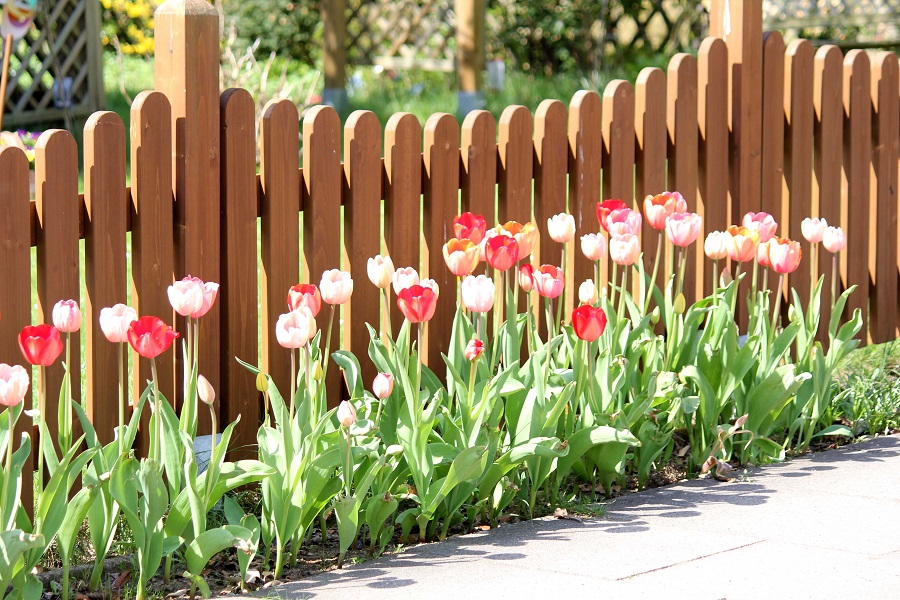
[
  {"left": 762, "top": 0, "right": 900, "bottom": 46},
  {"left": 1, "top": 0, "right": 105, "bottom": 129},
  {"left": 599, "top": 0, "right": 708, "bottom": 58}
]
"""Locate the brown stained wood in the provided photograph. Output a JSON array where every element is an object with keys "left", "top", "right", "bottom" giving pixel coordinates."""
[
  {"left": 344, "top": 110, "right": 383, "bottom": 389},
  {"left": 698, "top": 39, "right": 729, "bottom": 298},
  {"left": 568, "top": 91, "right": 603, "bottom": 294},
  {"left": 460, "top": 110, "right": 497, "bottom": 227},
  {"left": 842, "top": 50, "right": 871, "bottom": 343},
  {"left": 155, "top": 0, "right": 221, "bottom": 434},
  {"left": 783, "top": 40, "right": 815, "bottom": 311},
  {"left": 0, "top": 147, "right": 34, "bottom": 516},
  {"left": 602, "top": 80, "right": 635, "bottom": 298},
  {"left": 84, "top": 113, "right": 128, "bottom": 446},
  {"left": 260, "top": 99, "right": 300, "bottom": 402},
  {"left": 219, "top": 88, "right": 259, "bottom": 457},
  {"left": 131, "top": 92, "right": 176, "bottom": 457},
  {"left": 534, "top": 99, "right": 569, "bottom": 334},
  {"left": 303, "top": 105, "right": 344, "bottom": 406},
  {"left": 870, "top": 52, "right": 899, "bottom": 343},
  {"left": 667, "top": 54, "right": 700, "bottom": 304},
  {"left": 761, "top": 32, "right": 785, "bottom": 231},
  {"left": 635, "top": 67, "right": 668, "bottom": 300},
  {"left": 813, "top": 46, "right": 844, "bottom": 342},
  {"left": 498, "top": 105, "right": 533, "bottom": 226},
  {"left": 423, "top": 113, "right": 460, "bottom": 376},
  {"left": 384, "top": 113, "right": 422, "bottom": 334},
  {"left": 34, "top": 130, "right": 81, "bottom": 453}
]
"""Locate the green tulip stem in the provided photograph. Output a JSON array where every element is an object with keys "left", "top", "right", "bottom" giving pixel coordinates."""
[
  {"left": 118, "top": 342, "right": 125, "bottom": 458},
  {"left": 751, "top": 259, "right": 759, "bottom": 300},
  {"left": 618, "top": 268, "right": 628, "bottom": 320},
  {"left": 307, "top": 345, "right": 315, "bottom": 418},
  {"left": 37, "top": 364, "right": 45, "bottom": 496},
  {"left": 809, "top": 244, "right": 818, "bottom": 307},
  {"left": 593, "top": 261, "right": 600, "bottom": 302},
  {"left": 416, "top": 323, "right": 424, "bottom": 404},
  {"left": 344, "top": 425, "right": 352, "bottom": 498},
  {"left": 731, "top": 263, "right": 743, "bottom": 316},
  {"left": 831, "top": 253, "right": 838, "bottom": 309},
  {"left": 193, "top": 318, "right": 200, "bottom": 376},
  {"left": 151, "top": 358, "right": 161, "bottom": 468},
  {"left": 382, "top": 287, "right": 393, "bottom": 343},
  {"left": 544, "top": 301, "right": 555, "bottom": 345},
  {"left": 466, "top": 360, "right": 476, "bottom": 422},
  {"left": 712, "top": 260, "right": 719, "bottom": 305},
  {"left": 645, "top": 231, "right": 663, "bottom": 312},
  {"left": 2, "top": 403, "right": 16, "bottom": 524},
  {"left": 289, "top": 349, "right": 297, "bottom": 421},
  {"left": 610, "top": 262, "right": 618, "bottom": 307},
  {"left": 771, "top": 273, "right": 785, "bottom": 334},
  {"left": 62, "top": 331, "right": 72, "bottom": 455},
  {"left": 322, "top": 304, "right": 336, "bottom": 386},
  {"left": 675, "top": 248, "right": 687, "bottom": 300},
  {"left": 554, "top": 287, "right": 564, "bottom": 342},
  {"left": 209, "top": 404, "right": 218, "bottom": 477},
  {"left": 185, "top": 315, "right": 193, "bottom": 388}
]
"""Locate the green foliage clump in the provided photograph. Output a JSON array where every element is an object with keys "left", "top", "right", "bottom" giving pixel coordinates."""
[
  {"left": 101, "top": 0, "right": 159, "bottom": 55},
  {"left": 221, "top": 0, "right": 321, "bottom": 65}
]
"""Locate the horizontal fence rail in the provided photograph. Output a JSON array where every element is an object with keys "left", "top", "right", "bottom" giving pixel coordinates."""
[{"left": 0, "top": 1, "right": 897, "bottom": 509}]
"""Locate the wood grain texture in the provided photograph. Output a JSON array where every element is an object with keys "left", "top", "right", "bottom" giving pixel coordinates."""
[
  {"left": 667, "top": 54, "right": 699, "bottom": 303},
  {"left": 870, "top": 52, "right": 898, "bottom": 342},
  {"left": 761, "top": 31, "right": 785, "bottom": 238},
  {"left": 813, "top": 46, "right": 844, "bottom": 342},
  {"left": 34, "top": 130, "right": 81, "bottom": 452},
  {"left": 842, "top": 50, "right": 871, "bottom": 342},
  {"left": 698, "top": 39, "right": 729, "bottom": 298},
  {"left": 460, "top": 110, "right": 496, "bottom": 228},
  {"left": 783, "top": 39, "right": 815, "bottom": 310},
  {"left": 602, "top": 80, "right": 635, "bottom": 298},
  {"left": 131, "top": 92, "right": 176, "bottom": 456},
  {"left": 0, "top": 146, "right": 34, "bottom": 515},
  {"left": 635, "top": 67, "right": 668, "bottom": 299},
  {"left": 84, "top": 113, "right": 128, "bottom": 446},
  {"left": 384, "top": 113, "right": 422, "bottom": 334},
  {"left": 423, "top": 113, "right": 459, "bottom": 376},
  {"left": 303, "top": 105, "right": 344, "bottom": 405},
  {"left": 344, "top": 110, "right": 383, "bottom": 389},
  {"left": 219, "top": 88, "right": 259, "bottom": 457},
  {"left": 498, "top": 105, "right": 533, "bottom": 225},
  {"left": 568, "top": 91, "right": 603, "bottom": 294},
  {"left": 260, "top": 99, "right": 301, "bottom": 401}
]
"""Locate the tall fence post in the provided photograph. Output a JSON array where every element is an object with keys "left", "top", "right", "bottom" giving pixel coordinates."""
[
  {"left": 323, "top": 0, "right": 347, "bottom": 112},
  {"left": 154, "top": 0, "right": 221, "bottom": 434}
]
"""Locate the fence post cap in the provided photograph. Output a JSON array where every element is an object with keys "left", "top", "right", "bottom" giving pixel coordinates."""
[{"left": 155, "top": 0, "right": 218, "bottom": 17}]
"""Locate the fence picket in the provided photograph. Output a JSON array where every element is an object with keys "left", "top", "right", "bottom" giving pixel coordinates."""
[
  {"left": 602, "top": 80, "right": 635, "bottom": 298},
  {"left": 260, "top": 99, "right": 300, "bottom": 401},
  {"left": 219, "top": 88, "right": 258, "bottom": 456},
  {"left": 423, "top": 113, "right": 459, "bottom": 376},
  {"left": 345, "top": 110, "right": 383, "bottom": 388},
  {"left": 35, "top": 130, "right": 81, "bottom": 452},
  {"left": 761, "top": 31, "right": 785, "bottom": 229},
  {"left": 870, "top": 52, "right": 899, "bottom": 343},
  {"left": 842, "top": 50, "right": 871, "bottom": 342},
  {"left": 698, "top": 39, "right": 728, "bottom": 298},
  {"left": 460, "top": 110, "right": 497, "bottom": 227},
  {"left": 0, "top": 147, "right": 34, "bottom": 514},
  {"left": 384, "top": 114, "right": 422, "bottom": 334},
  {"left": 498, "top": 106, "right": 533, "bottom": 224},
  {"left": 568, "top": 91, "right": 603, "bottom": 294},
  {"left": 84, "top": 114, "right": 128, "bottom": 446}
]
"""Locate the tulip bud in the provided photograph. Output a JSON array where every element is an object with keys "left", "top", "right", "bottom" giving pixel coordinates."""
[
  {"left": 650, "top": 306, "right": 660, "bottom": 325},
  {"left": 337, "top": 400, "right": 357, "bottom": 427},
  {"left": 373, "top": 372, "right": 394, "bottom": 399},
  {"left": 578, "top": 279, "right": 597, "bottom": 305},
  {"left": 720, "top": 266, "right": 733, "bottom": 287},
  {"left": 256, "top": 372, "right": 269, "bottom": 393},
  {"left": 673, "top": 293, "right": 685, "bottom": 314},
  {"left": 313, "top": 361, "right": 324, "bottom": 381},
  {"left": 788, "top": 304, "right": 797, "bottom": 322},
  {"left": 197, "top": 374, "right": 215, "bottom": 405},
  {"left": 465, "top": 338, "right": 485, "bottom": 361}
]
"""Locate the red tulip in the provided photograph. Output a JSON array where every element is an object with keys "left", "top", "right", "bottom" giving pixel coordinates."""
[
  {"left": 127, "top": 316, "right": 179, "bottom": 359},
  {"left": 397, "top": 284, "right": 438, "bottom": 323},
  {"left": 287, "top": 283, "right": 322, "bottom": 316},
  {"left": 571, "top": 305, "right": 607, "bottom": 342},
  {"left": 596, "top": 199, "right": 628, "bottom": 232},
  {"left": 18, "top": 324, "right": 63, "bottom": 366},
  {"left": 453, "top": 212, "right": 488, "bottom": 244},
  {"left": 464, "top": 339, "right": 485, "bottom": 361},
  {"left": 485, "top": 234, "right": 519, "bottom": 271}
]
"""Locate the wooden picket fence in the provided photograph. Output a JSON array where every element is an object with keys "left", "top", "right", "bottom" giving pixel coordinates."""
[{"left": 0, "top": 0, "right": 897, "bottom": 510}]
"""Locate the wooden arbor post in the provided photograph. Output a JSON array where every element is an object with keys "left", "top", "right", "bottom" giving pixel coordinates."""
[
  {"left": 456, "top": 0, "right": 485, "bottom": 116},
  {"left": 323, "top": 0, "right": 348, "bottom": 112},
  {"left": 154, "top": 0, "right": 221, "bottom": 435}
]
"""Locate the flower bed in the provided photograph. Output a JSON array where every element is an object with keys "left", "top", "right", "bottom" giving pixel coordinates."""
[{"left": 0, "top": 192, "right": 861, "bottom": 599}]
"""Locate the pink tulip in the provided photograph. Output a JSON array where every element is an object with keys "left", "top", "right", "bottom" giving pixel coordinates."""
[
  {"left": 581, "top": 233, "right": 607, "bottom": 261},
  {"left": 726, "top": 226, "right": 759, "bottom": 263},
  {"left": 99, "top": 304, "right": 138, "bottom": 344},
  {"left": 801, "top": 218, "right": 828, "bottom": 244},
  {"left": 822, "top": 226, "right": 847, "bottom": 253},
  {"left": 197, "top": 374, "right": 215, "bottom": 405},
  {"left": 644, "top": 191, "right": 688, "bottom": 230},
  {"left": 769, "top": 238, "right": 802, "bottom": 274},
  {"left": 168, "top": 277, "right": 204, "bottom": 317},
  {"left": 704, "top": 231, "right": 730, "bottom": 260},
  {"left": 52, "top": 299, "right": 82, "bottom": 333},
  {"left": 373, "top": 373, "right": 394, "bottom": 399},
  {"left": 665, "top": 212, "right": 702, "bottom": 247},
  {"left": 461, "top": 275, "right": 495, "bottom": 313},
  {"left": 742, "top": 212, "right": 778, "bottom": 243},
  {"left": 518, "top": 264, "right": 535, "bottom": 293},
  {"left": 442, "top": 238, "right": 481, "bottom": 277},
  {"left": 337, "top": 400, "right": 357, "bottom": 427},
  {"left": 187, "top": 278, "right": 219, "bottom": 318},
  {"left": 367, "top": 255, "right": 395, "bottom": 289},
  {"left": 464, "top": 339, "right": 485, "bottom": 361},
  {"left": 276, "top": 307, "right": 317, "bottom": 349},
  {"left": 0, "top": 363, "right": 29, "bottom": 407},
  {"left": 607, "top": 208, "right": 642, "bottom": 237},
  {"left": 320, "top": 269, "right": 353, "bottom": 305},
  {"left": 392, "top": 267, "right": 420, "bottom": 295},
  {"left": 610, "top": 234, "right": 641, "bottom": 266},
  {"left": 547, "top": 213, "right": 576, "bottom": 244},
  {"left": 532, "top": 265, "right": 564, "bottom": 299},
  {"left": 757, "top": 239, "right": 772, "bottom": 268}
]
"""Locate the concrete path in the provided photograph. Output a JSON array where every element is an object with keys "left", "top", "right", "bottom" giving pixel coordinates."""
[{"left": 242, "top": 435, "right": 900, "bottom": 599}]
